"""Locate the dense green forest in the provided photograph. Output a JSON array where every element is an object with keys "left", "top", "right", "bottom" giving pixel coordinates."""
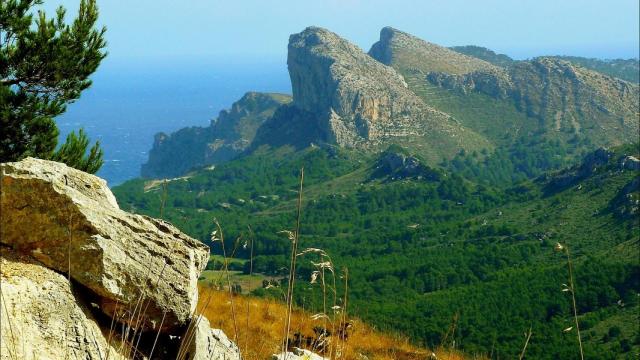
[{"left": 114, "top": 143, "right": 639, "bottom": 359}]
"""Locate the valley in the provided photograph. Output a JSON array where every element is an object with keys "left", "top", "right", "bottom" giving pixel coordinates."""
[{"left": 112, "top": 25, "right": 639, "bottom": 359}]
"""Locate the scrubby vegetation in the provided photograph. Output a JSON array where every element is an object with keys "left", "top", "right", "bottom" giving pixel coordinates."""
[
  {"left": 198, "top": 288, "right": 475, "bottom": 360},
  {"left": 114, "top": 142, "right": 640, "bottom": 359}
]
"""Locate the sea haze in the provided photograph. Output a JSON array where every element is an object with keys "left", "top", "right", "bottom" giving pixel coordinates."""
[{"left": 55, "top": 58, "right": 291, "bottom": 186}]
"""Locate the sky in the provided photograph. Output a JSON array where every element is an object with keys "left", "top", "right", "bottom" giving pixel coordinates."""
[{"left": 43, "top": 0, "right": 639, "bottom": 66}]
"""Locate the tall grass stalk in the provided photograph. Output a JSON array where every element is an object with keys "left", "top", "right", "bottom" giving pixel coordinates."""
[
  {"left": 518, "top": 326, "right": 532, "bottom": 360},
  {"left": 148, "top": 309, "right": 167, "bottom": 359},
  {"left": 282, "top": 167, "right": 304, "bottom": 357},
  {"left": 104, "top": 299, "right": 120, "bottom": 360},
  {"left": 338, "top": 267, "right": 349, "bottom": 360},
  {"left": 215, "top": 219, "right": 240, "bottom": 345},
  {"left": 131, "top": 261, "right": 169, "bottom": 353},
  {"left": 159, "top": 179, "right": 168, "bottom": 219},
  {"left": 120, "top": 261, "right": 154, "bottom": 358},
  {"left": 66, "top": 211, "right": 73, "bottom": 360},
  {"left": 556, "top": 242, "right": 584, "bottom": 360},
  {"left": 245, "top": 225, "right": 255, "bottom": 357},
  {"left": 177, "top": 221, "right": 242, "bottom": 360}
]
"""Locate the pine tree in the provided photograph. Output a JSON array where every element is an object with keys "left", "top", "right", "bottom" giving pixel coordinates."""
[
  {"left": 51, "top": 128, "right": 103, "bottom": 174},
  {"left": 1, "top": 0, "right": 106, "bottom": 173}
]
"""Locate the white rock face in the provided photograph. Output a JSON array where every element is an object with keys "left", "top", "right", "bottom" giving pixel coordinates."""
[
  {"left": 287, "top": 26, "right": 454, "bottom": 148},
  {"left": 272, "top": 347, "right": 327, "bottom": 360},
  {"left": 1, "top": 158, "right": 242, "bottom": 359},
  {"left": 0, "top": 249, "right": 127, "bottom": 360},
  {"left": 184, "top": 316, "right": 241, "bottom": 360},
  {"left": 1, "top": 157, "right": 210, "bottom": 332},
  {"left": 621, "top": 155, "right": 640, "bottom": 170}
]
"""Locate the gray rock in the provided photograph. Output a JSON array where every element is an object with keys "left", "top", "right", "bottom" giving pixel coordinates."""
[
  {"left": 0, "top": 249, "right": 127, "bottom": 360},
  {"left": 620, "top": 155, "right": 640, "bottom": 171},
  {"left": 184, "top": 316, "right": 240, "bottom": 360},
  {"left": 369, "top": 27, "right": 498, "bottom": 74},
  {"left": 285, "top": 26, "right": 482, "bottom": 153},
  {"left": 1, "top": 157, "right": 210, "bottom": 333},
  {"left": 272, "top": 347, "right": 327, "bottom": 360}
]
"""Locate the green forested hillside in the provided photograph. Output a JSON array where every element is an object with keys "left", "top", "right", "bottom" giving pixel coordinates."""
[{"left": 114, "top": 143, "right": 639, "bottom": 359}]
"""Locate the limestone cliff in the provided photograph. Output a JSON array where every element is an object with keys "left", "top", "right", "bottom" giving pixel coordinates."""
[
  {"left": 256, "top": 26, "right": 489, "bottom": 161},
  {"left": 369, "top": 27, "right": 498, "bottom": 75},
  {"left": 142, "top": 92, "right": 291, "bottom": 179},
  {"left": 368, "top": 27, "right": 639, "bottom": 148},
  {"left": 0, "top": 158, "right": 240, "bottom": 359},
  {"left": 426, "top": 57, "right": 640, "bottom": 146}
]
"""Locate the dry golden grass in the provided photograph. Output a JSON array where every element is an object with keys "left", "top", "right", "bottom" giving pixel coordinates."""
[{"left": 198, "top": 286, "right": 473, "bottom": 360}]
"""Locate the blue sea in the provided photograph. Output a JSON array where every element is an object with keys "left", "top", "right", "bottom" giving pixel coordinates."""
[{"left": 56, "top": 58, "right": 291, "bottom": 186}]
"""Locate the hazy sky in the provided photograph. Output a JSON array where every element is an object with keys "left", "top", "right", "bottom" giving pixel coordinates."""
[{"left": 42, "top": 0, "right": 639, "bottom": 64}]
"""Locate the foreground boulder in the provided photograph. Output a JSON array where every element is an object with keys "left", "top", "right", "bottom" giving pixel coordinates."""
[
  {"left": 0, "top": 248, "right": 126, "bottom": 360},
  {"left": 1, "top": 158, "right": 210, "bottom": 332},
  {"left": 183, "top": 316, "right": 241, "bottom": 360}
]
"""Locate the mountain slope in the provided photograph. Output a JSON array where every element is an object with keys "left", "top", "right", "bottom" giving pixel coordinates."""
[
  {"left": 253, "top": 26, "right": 491, "bottom": 163},
  {"left": 369, "top": 28, "right": 639, "bottom": 152},
  {"left": 426, "top": 57, "right": 639, "bottom": 147},
  {"left": 548, "top": 56, "right": 640, "bottom": 83},
  {"left": 141, "top": 92, "right": 291, "bottom": 178},
  {"left": 448, "top": 45, "right": 515, "bottom": 68},
  {"left": 369, "top": 27, "right": 499, "bottom": 74},
  {"left": 113, "top": 143, "right": 640, "bottom": 359},
  {"left": 450, "top": 45, "right": 640, "bottom": 83}
]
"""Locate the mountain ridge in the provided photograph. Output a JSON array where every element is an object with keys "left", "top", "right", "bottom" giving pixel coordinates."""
[
  {"left": 141, "top": 91, "right": 291, "bottom": 178},
  {"left": 141, "top": 26, "right": 638, "bottom": 185}
]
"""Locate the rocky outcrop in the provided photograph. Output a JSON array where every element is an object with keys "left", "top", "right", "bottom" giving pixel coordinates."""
[
  {"left": 184, "top": 316, "right": 240, "bottom": 360},
  {"left": 367, "top": 27, "right": 639, "bottom": 149},
  {"left": 620, "top": 155, "right": 640, "bottom": 171},
  {"left": 1, "top": 157, "right": 209, "bottom": 332},
  {"left": 372, "top": 146, "right": 441, "bottom": 181},
  {"left": 426, "top": 68, "right": 512, "bottom": 99},
  {"left": 288, "top": 26, "right": 427, "bottom": 146},
  {"left": 425, "top": 57, "right": 640, "bottom": 145},
  {"left": 277, "top": 26, "right": 489, "bottom": 159},
  {"left": 0, "top": 249, "right": 126, "bottom": 360},
  {"left": 369, "top": 27, "right": 498, "bottom": 75},
  {"left": 142, "top": 92, "right": 291, "bottom": 179},
  {"left": 543, "top": 147, "right": 614, "bottom": 194},
  {"left": 1, "top": 158, "right": 238, "bottom": 359}
]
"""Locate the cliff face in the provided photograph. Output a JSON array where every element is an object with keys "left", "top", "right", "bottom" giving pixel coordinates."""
[
  {"left": 0, "top": 158, "right": 239, "bottom": 359},
  {"left": 287, "top": 26, "right": 430, "bottom": 146},
  {"left": 140, "top": 26, "right": 639, "bottom": 178},
  {"left": 426, "top": 57, "right": 640, "bottom": 145},
  {"left": 369, "top": 27, "right": 639, "bottom": 148},
  {"left": 261, "top": 26, "right": 489, "bottom": 159},
  {"left": 369, "top": 27, "right": 498, "bottom": 75},
  {"left": 141, "top": 92, "right": 291, "bottom": 179}
]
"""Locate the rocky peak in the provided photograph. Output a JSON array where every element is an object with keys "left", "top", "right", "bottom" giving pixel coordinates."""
[
  {"left": 214, "top": 91, "right": 291, "bottom": 136},
  {"left": 288, "top": 26, "right": 410, "bottom": 117},
  {"left": 141, "top": 92, "right": 290, "bottom": 179},
  {"left": 369, "top": 27, "right": 498, "bottom": 75},
  {"left": 286, "top": 26, "right": 470, "bottom": 150}
]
